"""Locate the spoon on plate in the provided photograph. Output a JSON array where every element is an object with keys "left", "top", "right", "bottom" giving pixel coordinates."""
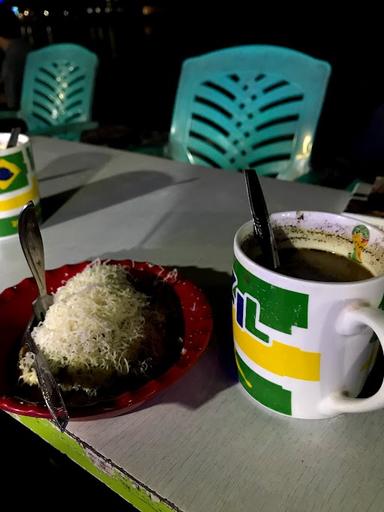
[
  {"left": 18, "top": 201, "right": 69, "bottom": 431},
  {"left": 243, "top": 169, "right": 280, "bottom": 270}
]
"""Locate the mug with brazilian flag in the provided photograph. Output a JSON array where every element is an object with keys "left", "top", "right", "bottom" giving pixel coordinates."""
[
  {"left": 0, "top": 133, "right": 40, "bottom": 238},
  {"left": 233, "top": 211, "right": 384, "bottom": 419}
]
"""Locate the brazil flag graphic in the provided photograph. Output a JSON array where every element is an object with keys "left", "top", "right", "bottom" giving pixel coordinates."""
[
  {"left": 0, "top": 149, "right": 38, "bottom": 237},
  {"left": 0, "top": 153, "right": 28, "bottom": 192}
]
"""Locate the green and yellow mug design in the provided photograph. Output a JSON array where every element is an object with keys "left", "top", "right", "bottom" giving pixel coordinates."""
[
  {"left": 0, "top": 133, "right": 40, "bottom": 238},
  {"left": 233, "top": 211, "right": 384, "bottom": 419}
]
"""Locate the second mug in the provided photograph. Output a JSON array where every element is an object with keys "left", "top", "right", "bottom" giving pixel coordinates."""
[{"left": 0, "top": 132, "right": 40, "bottom": 238}]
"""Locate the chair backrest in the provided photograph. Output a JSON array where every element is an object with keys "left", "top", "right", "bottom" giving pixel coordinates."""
[
  {"left": 19, "top": 43, "right": 98, "bottom": 132},
  {"left": 169, "top": 45, "right": 331, "bottom": 180}
]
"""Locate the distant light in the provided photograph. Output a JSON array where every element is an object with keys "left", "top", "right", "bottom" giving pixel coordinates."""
[
  {"left": 23, "top": 9, "right": 29, "bottom": 16},
  {"left": 63, "top": 10, "right": 69, "bottom": 16},
  {"left": 95, "top": 7, "right": 101, "bottom": 14},
  {"left": 87, "top": 7, "right": 93, "bottom": 14},
  {"left": 105, "top": 7, "right": 111, "bottom": 13},
  {"left": 11, "top": 6, "right": 20, "bottom": 16},
  {"left": 43, "top": 9, "right": 49, "bottom": 16},
  {"left": 143, "top": 5, "right": 160, "bottom": 15}
]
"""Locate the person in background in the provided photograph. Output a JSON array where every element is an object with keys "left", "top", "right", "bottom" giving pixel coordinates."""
[{"left": 0, "top": 5, "right": 30, "bottom": 111}]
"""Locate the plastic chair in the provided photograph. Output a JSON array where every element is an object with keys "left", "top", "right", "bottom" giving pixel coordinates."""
[
  {"left": 168, "top": 45, "right": 331, "bottom": 180},
  {"left": 0, "top": 43, "right": 98, "bottom": 141}
]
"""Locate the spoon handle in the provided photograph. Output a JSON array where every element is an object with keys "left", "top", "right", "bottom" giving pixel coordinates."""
[
  {"left": 244, "top": 169, "right": 280, "bottom": 270},
  {"left": 18, "top": 201, "right": 53, "bottom": 321},
  {"left": 18, "top": 202, "right": 48, "bottom": 297},
  {"left": 6, "top": 127, "right": 21, "bottom": 149}
]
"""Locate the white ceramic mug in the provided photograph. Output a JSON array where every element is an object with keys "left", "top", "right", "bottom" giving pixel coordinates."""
[
  {"left": 0, "top": 132, "right": 40, "bottom": 238},
  {"left": 232, "top": 211, "right": 384, "bottom": 418}
]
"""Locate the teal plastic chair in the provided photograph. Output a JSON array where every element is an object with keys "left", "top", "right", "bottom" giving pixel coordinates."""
[
  {"left": 0, "top": 43, "right": 98, "bottom": 141},
  {"left": 168, "top": 45, "right": 331, "bottom": 180}
]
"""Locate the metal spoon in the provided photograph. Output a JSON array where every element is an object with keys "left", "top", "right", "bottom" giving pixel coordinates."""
[
  {"left": 6, "top": 127, "right": 21, "bottom": 149},
  {"left": 18, "top": 201, "right": 69, "bottom": 431},
  {"left": 18, "top": 201, "right": 53, "bottom": 320},
  {"left": 243, "top": 169, "right": 280, "bottom": 270}
]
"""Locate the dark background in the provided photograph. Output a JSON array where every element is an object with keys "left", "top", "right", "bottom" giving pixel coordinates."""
[{"left": 3, "top": 1, "right": 384, "bottom": 180}]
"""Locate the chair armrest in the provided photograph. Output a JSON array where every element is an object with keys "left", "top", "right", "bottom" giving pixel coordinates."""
[
  {"left": 0, "top": 110, "right": 21, "bottom": 120},
  {"left": 31, "top": 121, "right": 99, "bottom": 137},
  {"left": 132, "top": 143, "right": 166, "bottom": 157},
  {"left": 132, "top": 132, "right": 169, "bottom": 157}
]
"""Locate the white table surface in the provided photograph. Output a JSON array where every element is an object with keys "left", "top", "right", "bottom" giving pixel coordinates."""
[{"left": 3, "top": 137, "right": 380, "bottom": 512}]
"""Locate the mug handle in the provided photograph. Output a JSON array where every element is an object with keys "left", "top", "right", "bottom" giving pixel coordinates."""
[{"left": 319, "top": 302, "right": 384, "bottom": 414}]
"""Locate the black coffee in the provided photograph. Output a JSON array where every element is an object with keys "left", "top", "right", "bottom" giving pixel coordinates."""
[
  {"left": 243, "top": 238, "right": 373, "bottom": 282},
  {"left": 277, "top": 248, "right": 373, "bottom": 282}
]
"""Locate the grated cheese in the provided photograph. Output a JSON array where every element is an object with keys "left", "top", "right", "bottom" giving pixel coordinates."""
[{"left": 19, "top": 260, "right": 151, "bottom": 394}]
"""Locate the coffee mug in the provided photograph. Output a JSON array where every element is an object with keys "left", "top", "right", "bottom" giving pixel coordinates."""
[
  {"left": 232, "top": 211, "right": 384, "bottom": 418},
  {"left": 0, "top": 132, "right": 40, "bottom": 238}
]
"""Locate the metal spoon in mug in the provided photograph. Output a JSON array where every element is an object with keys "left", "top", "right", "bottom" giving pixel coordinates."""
[
  {"left": 18, "top": 201, "right": 69, "bottom": 431},
  {"left": 243, "top": 169, "right": 280, "bottom": 270},
  {"left": 6, "top": 127, "right": 21, "bottom": 149}
]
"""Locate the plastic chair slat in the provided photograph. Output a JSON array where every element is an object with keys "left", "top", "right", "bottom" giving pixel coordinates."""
[{"left": 169, "top": 45, "right": 331, "bottom": 180}]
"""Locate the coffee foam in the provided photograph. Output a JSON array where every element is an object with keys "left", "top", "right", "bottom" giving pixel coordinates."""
[{"left": 273, "top": 223, "right": 384, "bottom": 277}]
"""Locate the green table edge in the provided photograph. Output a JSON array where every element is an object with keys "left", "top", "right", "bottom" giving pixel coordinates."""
[{"left": 10, "top": 414, "right": 177, "bottom": 512}]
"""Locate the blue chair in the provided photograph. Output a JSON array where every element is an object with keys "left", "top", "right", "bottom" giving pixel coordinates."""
[
  {"left": 0, "top": 43, "right": 98, "bottom": 141},
  {"left": 168, "top": 45, "right": 331, "bottom": 180}
]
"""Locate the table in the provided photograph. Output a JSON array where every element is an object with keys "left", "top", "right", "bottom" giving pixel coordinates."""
[{"left": 4, "top": 137, "right": 379, "bottom": 512}]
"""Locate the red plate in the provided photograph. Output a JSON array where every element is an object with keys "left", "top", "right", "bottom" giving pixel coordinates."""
[{"left": 0, "top": 260, "right": 213, "bottom": 420}]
